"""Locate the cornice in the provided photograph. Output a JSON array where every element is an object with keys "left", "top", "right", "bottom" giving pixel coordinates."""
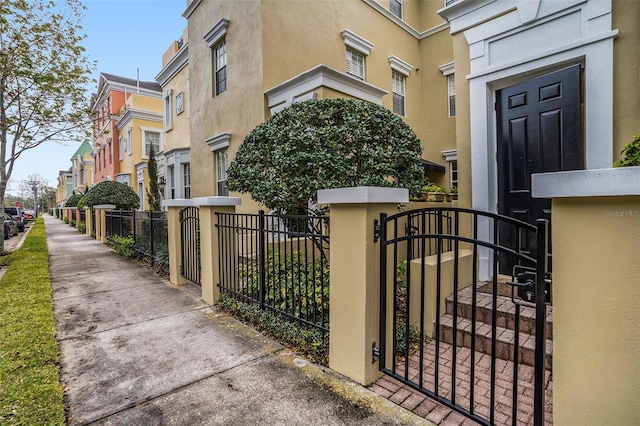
[
  {"left": 155, "top": 43, "right": 189, "bottom": 87},
  {"left": 361, "top": 0, "right": 450, "bottom": 40},
  {"left": 116, "top": 108, "right": 163, "bottom": 130},
  {"left": 183, "top": 0, "right": 202, "bottom": 19}
]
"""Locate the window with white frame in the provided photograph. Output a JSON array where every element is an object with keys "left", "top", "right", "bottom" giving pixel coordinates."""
[
  {"left": 346, "top": 49, "right": 365, "bottom": 81},
  {"left": 168, "top": 165, "right": 175, "bottom": 199},
  {"left": 216, "top": 149, "right": 228, "bottom": 196},
  {"left": 214, "top": 40, "right": 227, "bottom": 95},
  {"left": 138, "top": 181, "right": 144, "bottom": 210},
  {"left": 442, "top": 149, "right": 458, "bottom": 189},
  {"left": 127, "top": 127, "right": 132, "bottom": 155},
  {"left": 175, "top": 92, "right": 184, "bottom": 115},
  {"left": 142, "top": 129, "right": 161, "bottom": 158},
  {"left": 448, "top": 75, "right": 456, "bottom": 117},
  {"left": 182, "top": 163, "right": 191, "bottom": 199},
  {"left": 119, "top": 136, "right": 124, "bottom": 160},
  {"left": 164, "top": 90, "right": 172, "bottom": 130},
  {"left": 392, "top": 71, "right": 406, "bottom": 116},
  {"left": 390, "top": 0, "right": 403, "bottom": 19}
]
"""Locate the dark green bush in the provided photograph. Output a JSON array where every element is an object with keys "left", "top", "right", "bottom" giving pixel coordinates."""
[
  {"left": 614, "top": 131, "right": 640, "bottom": 167},
  {"left": 109, "top": 235, "right": 135, "bottom": 258},
  {"left": 65, "top": 194, "right": 82, "bottom": 207},
  {"left": 77, "top": 221, "right": 86, "bottom": 234},
  {"left": 84, "top": 181, "right": 140, "bottom": 210},
  {"left": 218, "top": 294, "right": 328, "bottom": 364}
]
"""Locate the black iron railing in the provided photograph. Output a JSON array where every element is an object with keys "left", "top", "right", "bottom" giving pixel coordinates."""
[
  {"left": 105, "top": 210, "right": 168, "bottom": 269},
  {"left": 216, "top": 211, "right": 330, "bottom": 336},
  {"left": 179, "top": 206, "right": 201, "bottom": 285}
]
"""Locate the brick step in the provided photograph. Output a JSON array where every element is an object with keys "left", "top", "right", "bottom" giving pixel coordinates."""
[
  {"left": 439, "top": 314, "right": 553, "bottom": 370},
  {"left": 445, "top": 286, "right": 553, "bottom": 340}
]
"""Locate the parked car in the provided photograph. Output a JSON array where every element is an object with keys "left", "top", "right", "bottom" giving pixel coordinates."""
[
  {"left": 3, "top": 213, "right": 18, "bottom": 239},
  {"left": 4, "top": 207, "right": 25, "bottom": 232},
  {"left": 23, "top": 210, "right": 35, "bottom": 220}
]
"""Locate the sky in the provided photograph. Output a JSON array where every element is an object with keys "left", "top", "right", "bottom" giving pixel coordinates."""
[{"left": 7, "top": 0, "right": 187, "bottom": 193}]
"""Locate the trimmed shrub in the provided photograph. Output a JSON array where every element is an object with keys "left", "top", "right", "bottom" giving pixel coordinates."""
[{"left": 84, "top": 181, "right": 140, "bottom": 210}]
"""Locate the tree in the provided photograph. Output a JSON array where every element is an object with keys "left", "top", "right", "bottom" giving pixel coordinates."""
[
  {"left": 84, "top": 181, "right": 140, "bottom": 210},
  {"left": 145, "top": 145, "right": 162, "bottom": 211},
  {"left": 16, "top": 173, "right": 49, "bottom": 212},
  {"left": 226, "top": 99, "right": 424, "bottom": 214},
  {"left": 0, "top": 0, "right": 94, "bottom": 243}
]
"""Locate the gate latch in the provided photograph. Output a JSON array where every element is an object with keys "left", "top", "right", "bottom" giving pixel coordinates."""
[
  {"left": 373, "top": 220, "right": 381, "bottom": 243},
  {"left": 372, "top": 342, "right": 380, "bottom": 363},
  {"left": 507, "top": 271, "right": 536, "bottom": 302}
]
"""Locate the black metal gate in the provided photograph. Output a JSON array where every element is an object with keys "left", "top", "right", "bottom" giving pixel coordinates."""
[
  {"left": 179, "top": 206, "right": 200, "bottom": 285},
  {"left": 377, "top": 207, "right": 550, "bottom": 425}
]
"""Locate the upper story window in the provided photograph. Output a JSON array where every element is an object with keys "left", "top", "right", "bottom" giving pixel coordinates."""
[
  {"left": 204, "top": 18, "right": 229, "bottom": 97},
  {"left": 390, "top": 0, "right": 403, "bottom": 19},
  {"left": 439, "top": 62, "right": 456, "bottom": 118},
  {"left": 127, "top": 127, "right": 133, "bottom": 155},
  {"left": 214, "top": 40, "right": 227, "bottom": 95},
  {"left": 342, "top": 29, "right": 373, "bottom": 82},
  {"left": 346, "top": 49, "right": 365, "bottom": 80},
  {"left": 448, "top": 75, "right": 456, "bottom": 117},
  {"left": 164, "top": 90, "right": 172, "bottom": 131},
  {"left": 119, "top": 136, "right": 124, "bottom": 160},
  {"left": 392, "top": 71, "right": 406, "bottom": 116},
  {"left": 142, "top": 129, "right": 161, "bottom": 158},
  {"left": 175, "top": 92, "right": 184, "bottom": 115}
]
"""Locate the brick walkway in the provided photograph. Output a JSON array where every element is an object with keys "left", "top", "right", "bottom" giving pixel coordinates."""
[{"left": 369, "top": 341, "right": 553, "bottom": 425}]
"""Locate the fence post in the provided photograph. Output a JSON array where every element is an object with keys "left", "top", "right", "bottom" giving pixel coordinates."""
[
  {"left": 258, "top": 210, "right": 266, "bottom": 309},
  {"left": 84, "top": 207, "right": 92, "bottom": 236},
  {"left": 317, "top": 186, "right": 408, "bottom": 385},
  {"left": 193, "top": 197, "right": 242, "bottom": 305},
  {"left": 163, "top": 200, "right": 193, "bottom": 286},
  {"left": 93, "top": 205, "right": 115, "bottom": 244},
  {"left": 533, "top": 167, "right": 640, "bottom": 425}
]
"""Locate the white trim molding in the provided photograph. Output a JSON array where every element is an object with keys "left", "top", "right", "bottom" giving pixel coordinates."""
[
  {"left": 318, "top": 187, "right": 409, "bottom": 204},
  {"left": 341, "top": 29, "right": 374, "bottom": 55},
  {"left": 206, "top": 133, "right": 231, "bottom": 152},
  {"left": 265, "top": 64, "right": 387, "bottom": 114},
  {"left": 388, "top": 55, "right": 413, "bottom": 76},
  {"left": 155, "top": 42, "right": 188, "bottom": 87},
  {"left": 439, "top": 62, "right": 455, "bottom": 76},
  {"left": 441, "top": 149, "right": 457, "bottom": 162},
  {"left": 204, "top": 18, "right": 229, "bottom": 48},
  {"left": 532, "top": 168, "right": 640, "bottom": 198}
]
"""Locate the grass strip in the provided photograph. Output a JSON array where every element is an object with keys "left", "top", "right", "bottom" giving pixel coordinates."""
[{"left": 0, "top": 218, "right": 65, "bottom": 425}]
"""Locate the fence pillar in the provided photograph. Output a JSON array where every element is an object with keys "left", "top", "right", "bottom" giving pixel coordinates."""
[
  {"left": 194, "top": 197, "right": 242, "bottom": 305},
  {"left": 163, "top": 200, "right": 193, "bottom": 286},
  {"left": 533, "top": 167, "right": 640, "bottom": 425},
  {"left": 93, "top": 205, "right": 115, "bottom": 244},
  {"left": 84, "top": 208, "right": 92, "bottom": 236},
  {"left": 317, "top": 186, "right": 408, "bottom": 386}
]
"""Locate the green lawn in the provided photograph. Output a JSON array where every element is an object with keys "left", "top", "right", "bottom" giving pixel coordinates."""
[{"left": 0, "top": 218, "right": 66, "bottom": 425}]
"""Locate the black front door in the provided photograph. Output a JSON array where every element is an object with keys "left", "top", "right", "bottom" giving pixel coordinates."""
[{"left": 497, "top": 65, "right": 582, "bottom": 271}]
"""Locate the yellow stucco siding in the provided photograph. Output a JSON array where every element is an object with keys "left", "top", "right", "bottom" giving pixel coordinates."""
[{"left": 612, "top": 0, "right": 640, "bottom": 159}]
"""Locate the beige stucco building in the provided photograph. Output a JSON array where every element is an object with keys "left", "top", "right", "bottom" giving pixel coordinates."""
[
  {"left": 184, "top": 0, "right": 459, "bottom": 213},
  {"left": 69, "top": 141, "right": 94, "bottom": 194},
  {"left": 156, "top": 27, "right": 192, "bottom": 201}
]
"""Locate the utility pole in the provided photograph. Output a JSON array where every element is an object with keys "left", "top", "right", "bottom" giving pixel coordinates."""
[{"left": 28, "top": 180, "right": 39, "bottom": 218}]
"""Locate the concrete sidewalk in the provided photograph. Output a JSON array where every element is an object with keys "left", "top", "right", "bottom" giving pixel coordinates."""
[{"left": 46, "top": 215, "right": 429, "bottom": 425}]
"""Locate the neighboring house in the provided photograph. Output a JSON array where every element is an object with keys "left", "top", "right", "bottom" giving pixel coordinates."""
[
  {"left": 55, "top": 169, "right": 73, "bottom": 208},
  {"left": 155, "top": 27, "right": 192, "bottom": 201},
  {"left": 184, "top": 0, "right": 457, "bottom": 212},
  {"left": 70, "top": 140, "right": 94, "bottom": 193},
  {"left": 113, "top": 77, "right": 163, "bottom": 211},
  {"left": 90, "top": 73, "right": 127, "bottom": 184}
]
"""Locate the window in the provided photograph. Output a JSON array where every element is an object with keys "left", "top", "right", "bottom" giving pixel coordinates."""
[
  {"left": 119, "top": 136, "right": 124, "bottom": 160},
  {"left": 346, "top": 49, "right": 365, "bottom": 81},
  {"left": 138, "top": 181, "right": 144, "bottom": 210},
  {"left": 127, "top": 127, "right": 132, "bottom": 155},
  {"left": 182, "top": 163, "right": 191, "bottom": 199},
  {"left": 390, "top": 0, "right": 403, "bottom": 19},
  {"left": 164, "top": 90, "right": 172, "bottom": 130},
  {"left": 175, "top": 92, "right": 184, "bottom": 115},
  {"left": 216, "top": 149, "right": 228, "bottom": 196},
  {"left": 448, "top": 75, "right": 456, "bottom": 117},
  {"left": 168, "top": 165, "right": 175, "bottom": 199},
  {"left": 450, "top": 160, "right": 458, "bottom": 189},
  {"left": 214, "top": 40, "right": 227, "bottom": 95},
  {"left": 392, "top": 71, "right": 406, "bottom": 116},
  {"left": 143, "top": 130, "right": 161, "bottom": 158}
]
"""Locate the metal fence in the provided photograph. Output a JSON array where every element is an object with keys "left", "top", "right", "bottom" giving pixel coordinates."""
[
  {"left": 216, "top": 211, "right": 330, "bottom": 337},
  {"left": 105, "top": 210, "right": 169, "bottom": 268}
]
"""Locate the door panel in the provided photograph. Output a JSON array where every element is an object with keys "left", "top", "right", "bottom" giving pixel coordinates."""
[{"left": 497, "top": 65, "right": 582, "bottom": 273}]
